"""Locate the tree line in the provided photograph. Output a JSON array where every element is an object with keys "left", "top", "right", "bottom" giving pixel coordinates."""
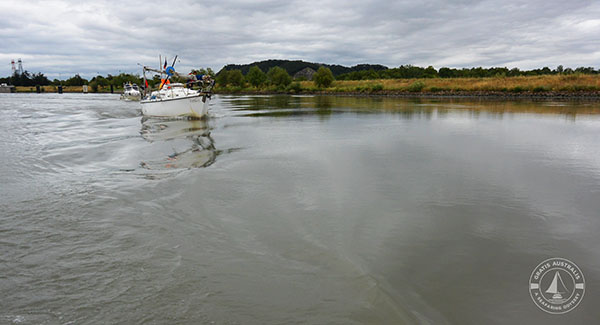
[
  {"left": 336, "top": 65, "right": 599, "bottom": 80},
  {"left": 0, "top": 71, "right": 142, "bottom": 87},
  {"left": 221, "top": 59, "right": 386, "bottom": 77},
  {"left": 1, "top": 68, "right": 218, "bottom": 91},
  {"left": 216, "top": 66, "right": 334, "bottom": 89},
  {"left": 219, "top": 59, "right": 600, "bottom": 80},
  {"left": 3, "top": 64, "right": 598, "bottom": 89},
  {"left": 0, "top": 71, "right": 52, "bottom": 86}
]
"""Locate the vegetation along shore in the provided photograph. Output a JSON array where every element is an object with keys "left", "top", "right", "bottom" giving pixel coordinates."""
[
  {"left": 3, "top": 59, "right": 600, "bottom": 98},
  {"left": 215, "top": 60, "right": 600, "bottom": 98}
]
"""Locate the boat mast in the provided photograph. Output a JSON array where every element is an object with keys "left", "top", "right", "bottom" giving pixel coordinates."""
[{"left": 142, "top": 68, "right": 147, "bottom": 97}]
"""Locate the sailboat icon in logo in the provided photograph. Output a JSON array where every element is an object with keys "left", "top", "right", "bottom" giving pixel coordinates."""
[{"left": 546, "top": 271, "right": 569, "bottom": 303}]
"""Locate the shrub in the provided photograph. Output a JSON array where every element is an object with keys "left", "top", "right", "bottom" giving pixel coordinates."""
[
  {"left": 371, "top": 84, "right": 384, "bottom": 91},
  {"left": 286, "top": 82, "right": 302, "bottom": 93},
  {"left": 406, "top": 81, "right": 425, "bottom": 92}
]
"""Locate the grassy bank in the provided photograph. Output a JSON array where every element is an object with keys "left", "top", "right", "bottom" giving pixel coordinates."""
[
  {"left": 14, "top": 75, "right": 600, "bottom": 98},
  {"left": 15, "top": 85, "right": 120, "bottom": 93},
  {"left": 215, "top": 74, "right": 600, "bottom": 97}
]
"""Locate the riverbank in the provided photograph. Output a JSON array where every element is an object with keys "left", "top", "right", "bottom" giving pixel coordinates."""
[
  {"left": 215, "top": 74, "right": 600, "bottom": 99},
  {"left": 12, "top": 75, "right": 600, "bottom": 99},
  {"left": 215, "top": 89, "right": 600, "bottom": 99},
  {"left": 14, "top": 86, "right": 119, "bottom": 93}
]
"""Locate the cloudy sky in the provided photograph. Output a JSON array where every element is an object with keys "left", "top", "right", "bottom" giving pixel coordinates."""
[{"left": 1, "top": 0, "right": 599, "bottom": 79}]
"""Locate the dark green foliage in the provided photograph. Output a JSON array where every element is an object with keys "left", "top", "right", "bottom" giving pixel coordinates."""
[
  {"left": 216, "top": 69, "right": 244, "bottom": 87},
  {"left": 0, "top": 71, "right": 51, "bottom": 86},
  {"left": 313, "top": 67, "right": 334, "bottom": 88},
  {"left": 31, "top": 73, "right": 51, "bottom": 85},
  {"left": 90, "top": 75, "right": 109, "bottom": 86},
  {"left": 438, "top": 67, "right": 454, "bottom": 78},
  {"left": 98, "top": 73, "right": 141, "bottom": 87},
  {"left": 227, "top": 70, "right": 245, "bottom": 87},
  {"left": 406, "top": 81, "right": 425, "bottom": 92},
  {"left": 64, "top": 74, "right": 88, "bottom": 86},
  {"left": 371, "top": 84, "right": 384, "bottom": 91},
  {"left": 335, "top": 65, "right": 600, "bottom": 81},
  {"left": 424, "top": 66, "right": 438, "bottom": 78},
  {"left": 246, "top": 66, "right": 267, "bottom": 87},
  {"left": 215, "top": 70, "right": 229, "bottom": 86},
  {"left": 266, "top": 67, "right": 292, "bottom": 89},
  {"left": 220, "top": 59, "right": 387, "bottom": 77},
  {"left": 285, "top": 82, "right": 302, "bottom": 93},
  {"left": 190, "top": 68, "right": 216, "bottom": 78}
]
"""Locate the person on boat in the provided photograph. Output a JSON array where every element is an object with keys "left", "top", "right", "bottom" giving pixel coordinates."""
[{"left": 187, "top": 73, "right": 199, "bottom": 88}]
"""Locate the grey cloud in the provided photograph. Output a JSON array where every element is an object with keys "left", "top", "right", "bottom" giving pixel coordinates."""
[{"left": 0, "top": 0, "right": 598, "bottom": 78}]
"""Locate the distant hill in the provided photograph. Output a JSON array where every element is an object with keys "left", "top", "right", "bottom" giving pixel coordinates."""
[{"left": 219, "top": 59, "right": 388, "bottom": 76}]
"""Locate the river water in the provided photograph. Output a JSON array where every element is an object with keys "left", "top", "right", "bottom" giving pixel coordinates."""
[{"left": 1, "top": 93, "right": 600, "bottom": 324}]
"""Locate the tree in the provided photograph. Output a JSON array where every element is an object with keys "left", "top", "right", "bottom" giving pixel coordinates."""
[
  {"left": 313, "top": 66, "right": 334, "bottom": 88},
  {"left": 108, "top": 73, "right": 142, "bottom": 87},
  {"left": 9, "top": 71, "right": 34, "bottom": 86},
  {"left": 438, "top": 67, "right": 454, "bottom": 78},
  {"left": 215, "top": 70, "right": 229, "bottom": 86},
  {"left": 266, "top": 67, "right": 292, "bottom": 88},
  {"left": 64, "top": 74, "right": 88, "bottom": 86},
  {"left": 191, "top": 68, "right": 216, "bottom": 78},
  {"left": 227, "top": 69, "right": 245, "bottom": 87},
  {"left": 94, "top": 75, "right": 109, "bottom": 86},
  {"left": 31, "top": 72, "right": 50, "bottom": 85},
  {"left": 246, "top": 66, "right": 267, "bottom": 87},
  {"left": 423, "top": 66, "right": 438, "bottom": 78}
]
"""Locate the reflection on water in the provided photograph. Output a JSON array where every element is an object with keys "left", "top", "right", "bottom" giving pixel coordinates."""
[
  {"left": 2, "top": 93, "right": 600, "bottom": 324},
  {"left": 139, "top": 118, "right": 218, "bottom": 170},
  {"left": 226, "top": 95, "right": 600, "bottom": 120}
]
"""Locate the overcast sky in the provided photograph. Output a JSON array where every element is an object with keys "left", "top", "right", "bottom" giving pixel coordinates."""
[{"left": 1, "top": 0, "right": 599, "bottom": 79}]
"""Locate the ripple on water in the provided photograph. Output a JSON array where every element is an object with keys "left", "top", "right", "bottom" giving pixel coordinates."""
[{"left": 2, "top": 94, "right": 600, "bottom": 323}]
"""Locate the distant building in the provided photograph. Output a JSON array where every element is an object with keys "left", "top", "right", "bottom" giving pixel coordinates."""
[
  {"left": 0, "top": 83, "right": 15, "bottom": 93},
  {"left": 294, "top": 67, "right": 316, "bottom": 80}
]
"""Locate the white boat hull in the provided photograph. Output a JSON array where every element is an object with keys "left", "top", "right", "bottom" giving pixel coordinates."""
[
  {"left": 121, "top": 93, "right": 141, "bottom": 101},
  {"left": 141, "top": 94, "right": 210, "bottom": 118}
]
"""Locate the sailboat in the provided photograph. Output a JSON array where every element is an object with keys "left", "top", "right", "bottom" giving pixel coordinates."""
[
  {"left": 546, "top": 271, "right": 568, "bottom": 302},
  {"left": 140, "top": 56, "right": 214, "bottom": 118}
]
